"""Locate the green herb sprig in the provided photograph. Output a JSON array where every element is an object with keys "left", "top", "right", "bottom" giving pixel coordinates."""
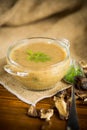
[
  {"left": 27, "top": 50, "right": 51, "bottom": 62},
  {"left": 64, "top": 62, "right": 84, "bottom": 84}
]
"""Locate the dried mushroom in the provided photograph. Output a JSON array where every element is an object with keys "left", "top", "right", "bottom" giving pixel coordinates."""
[
  {"left": 74, "top": 76, "right": 87, "bottom": 90},
  {"left": 28, "top": 106, "right": 54, "bottom": 121},
  {"left": 75, "top": 89, "right": 87, "bottom": 103},
  {"left": 83, "top": 98, "right": 87, "bottom": 103},
  {"left": 55, "top": 90, "right": 67, "bottom": 98},
  {"left": 79, "top": 60, "right": 87, "bottom": 77},
  {"left": 28, "top": 105, "right": 40, "bottom": 117},
  {"left": 54, "top": 96, "right": 69, "bottom": 120},
  {"left": 75, "top": 89, "right": 87, "bottom": 98},
  {"left": 40, "top": 109, "right": 54, "bottom": 121},
  {"left": 85, "top": 73, "right": 87, "bottom": 78},
  {"left": 79, "top": 60, "right": 87, "bottom": 69}
]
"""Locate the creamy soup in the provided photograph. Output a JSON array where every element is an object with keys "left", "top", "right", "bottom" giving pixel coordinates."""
[
  {"left": 5, "top": 40, "right": 70, "bottom": 90},
  {"left": 10, "top": 42, "right": 66, "bottom": 70}
]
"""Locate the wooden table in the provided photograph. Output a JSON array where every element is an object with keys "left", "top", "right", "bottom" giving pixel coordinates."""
[{"left": 0, "top": 84, "right": 87, "bottom": 130}]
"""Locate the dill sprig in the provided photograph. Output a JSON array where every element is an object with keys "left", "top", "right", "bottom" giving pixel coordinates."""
[{"left": 27, "top": 50, "right": 51, "bottom": 62}]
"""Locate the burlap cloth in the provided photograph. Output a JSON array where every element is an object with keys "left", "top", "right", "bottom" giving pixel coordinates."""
[
  {"left": 0, "top": 58, "right": 71, "bottom": 105},
  {"left": 0, "top": 0, "right": 87, "bottom": 105}
]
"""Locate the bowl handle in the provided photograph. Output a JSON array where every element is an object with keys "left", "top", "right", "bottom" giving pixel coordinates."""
[
  {"left": 4, "top": 65, "right": 28, "bottom": 77},
  {"left": 61, "top": 38, "right": 70, "bottom": 48}
]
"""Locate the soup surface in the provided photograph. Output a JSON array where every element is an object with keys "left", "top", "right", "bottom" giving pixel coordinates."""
[{"left": 10, "top": 42, "right": 66, "bottom": 70}]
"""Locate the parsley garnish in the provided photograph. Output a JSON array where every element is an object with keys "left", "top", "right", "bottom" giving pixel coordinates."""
[
  {"left": 64, "top": 64, "right": 84, "bottom": 84},
  {"left": 27, "top": 50, "right": 51, "bottom": 62}
]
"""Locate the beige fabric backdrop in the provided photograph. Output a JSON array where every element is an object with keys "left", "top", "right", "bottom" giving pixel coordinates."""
[{"left": 0, "top": 0, "right": 87, "bottom": 62}]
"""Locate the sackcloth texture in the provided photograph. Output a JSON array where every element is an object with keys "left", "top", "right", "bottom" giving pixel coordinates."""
[{"left": 0, "top": 0, "right": 87, "bottom": 105}]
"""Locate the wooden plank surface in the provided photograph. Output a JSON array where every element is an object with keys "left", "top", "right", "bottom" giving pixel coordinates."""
[{"left": 0, "top": 85, "right": 87, "bottom": 130}]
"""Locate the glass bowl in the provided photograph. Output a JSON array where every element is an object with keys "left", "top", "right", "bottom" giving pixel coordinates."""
[{"left": 4, "top": 37, "right": 71, "bottom": 91}]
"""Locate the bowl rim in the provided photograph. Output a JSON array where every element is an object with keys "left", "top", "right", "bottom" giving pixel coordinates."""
[{"left": 6, "top": 37, "right": 70, "bottom": 71}]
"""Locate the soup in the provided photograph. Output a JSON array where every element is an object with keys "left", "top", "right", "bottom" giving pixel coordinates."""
[
  {"left": 4, "top": 38, "right": 70, "bottom": 90},
  {"left": 10, "top": 42, "right": 66, "bottom": 70}
]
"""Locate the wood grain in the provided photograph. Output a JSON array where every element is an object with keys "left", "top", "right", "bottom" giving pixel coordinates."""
[{"left": 0, "top": 85, "right": 87, "bottom": 130}]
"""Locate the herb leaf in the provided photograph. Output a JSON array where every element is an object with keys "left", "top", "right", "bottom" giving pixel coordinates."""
[
  {"left": 64, "top": 62, "right": 84, "bottom": 84},
  {"left": 27, "top": 50, "right": 51, "bottom": 62}
]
